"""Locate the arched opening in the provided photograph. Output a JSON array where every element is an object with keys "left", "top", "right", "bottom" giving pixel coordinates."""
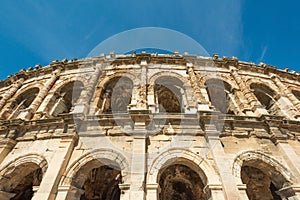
[
  {"left": 9, "top": 87, "right": 40, "bottom": 119},
  {"left": 292, "top": 90, "right": 300, "bottom": 101},
  {"left": 154, "top": 76, "right": 184, "bottom": 113},
  {"left": 97, "top": 77, "right": 133, "bottom": 114},
  {"left": 250, "top": 83, "right": 279, "bottom": 115},
  {"left": 205, "top": 79, "right": 235, "bottom": 114},
  {"left": 158, "top": 164, "right": 209, "bottom": 200},
  {"left": 0, "top": 162, "right": 44, "bottom": 200},
  {"left": 80, "top": 165, "right": 121, "bottom": 200},
  {"left": 69, "top": 159, "right": 122, "bottom": 200},
  {"left": 48, "top": 81, "right": 84, "bottom": 117},
  {"left": 241, "top": 160, "right": 293, "bottom": 200}
]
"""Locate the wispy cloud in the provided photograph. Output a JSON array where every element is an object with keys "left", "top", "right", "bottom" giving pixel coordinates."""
[{"left": 259, "top": 45, "right": 268, "bottom": 62}]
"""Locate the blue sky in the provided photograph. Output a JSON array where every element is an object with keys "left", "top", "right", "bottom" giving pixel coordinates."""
[{"left": 0, "top": 0, "right": 299, "bottom": 80}]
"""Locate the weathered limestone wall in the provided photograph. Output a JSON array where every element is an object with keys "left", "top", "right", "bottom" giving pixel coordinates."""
[{"left": 0, "top": 54, "right": 299, "bottom": 200}]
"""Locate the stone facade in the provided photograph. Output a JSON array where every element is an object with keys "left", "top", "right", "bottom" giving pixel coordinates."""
[{"left": 0, "top": 52, "right": 299, "bottom": 200}]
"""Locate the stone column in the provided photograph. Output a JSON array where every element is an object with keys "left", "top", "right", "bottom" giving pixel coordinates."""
[
  {"left": 230, "top": 69, "right": 266, "bottom": 116},
  {"left": 193, "top": 69, "right": 213, "bottom": 111},
  {"left": 203, "top": 115, "right": 241, "bottom": 200},
  {"left": 147, "top": 85, "right": 156, "bottom": 113},
  {"left": 0, "top": 78, "right": 24, "bottom": 118},
  {"left": 206, "top": 184, "right": 226, "bottom": 200},
  {"left": 128, "top": 112, "right": 148, "bottom": 200},
  {"left": 0, "top": 139, "right": 16, "bottom": 165},
  {"left": 32, "top": 133, "right": 77, "bottom": 200},
  {"left": 276, "top": 141, "right": 300, "bottom": 183},
  {"left": 20, "top": 70, "right": 60, "bottom": 120},
  {"left": 271, "top": 74, "right": 300, "bottom": 118},
  {"left": 237, "top": 184, "right": 249, "bottom": 199},
  {"left": 119, "top": 183, "right": 130, "bottom": 200},
  {"left": 129, "top": 134, "right": 147, "bottom": 200},
  {"left": 73, "top": 67, "right": 101, "bottom": 115},
  {"left": 146, "top": 183, "right": 158, "bottom": 200},
  {"left": 186, "top": 63, "right": 206, "bottom": 103}
]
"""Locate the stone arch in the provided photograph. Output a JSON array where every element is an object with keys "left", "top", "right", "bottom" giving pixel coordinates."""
[
  {"left": 149, "top": 72, "right": 188, "bottom": 113},
  {"left": 246, "top": 78, "right": 279, "bottom": 94},
  {"left": 148, "top": 71, "right": 187, "bottom": 86},
  {"left": 148, "top": 149, "right": 213, "bottom": 200},
  {"left": 61, "top": 149, "right": 129, "bottom": 200},
  {"left": 49, "top": 76, "right": 86, "bottom": 95},
  {"left": 250, "top": 82, "right": 280, "bottom": 114},
  {"left": 94, "top": 73, "right": 135, "bottom": 114},
  {"left": 233, "top": 150, "right": 295, "bottom": 199},
  {"left": 148, "top": 148, "right": 216, "bottom": 184},
  {"left": 5, "top": 84, "right": 42, "bottom": 119},
  {"left": 205, "top": 73, "right": 240, "bottom": 91},
  {"left": 205, "top": 78, "right": 238, "bottom": 114},
  {"left": 45, "top": 80, "right": 84, "bottom": 117},
  {"left": 97, "top": 72, "right": 137, "bottom": 89},
  {"left": 61, "top": 149, "right": 130, "bottom": 186},
  {"left": 291, "top": 89, "right": 300, "bottom": 101},
  {"left": 0, "top": 154, "right": 48, "bottom": 199}
]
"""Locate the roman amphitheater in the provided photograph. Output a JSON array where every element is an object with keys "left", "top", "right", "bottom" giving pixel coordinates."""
[{"left": 0, "top": 52, "right": 299, "bottom": 200}]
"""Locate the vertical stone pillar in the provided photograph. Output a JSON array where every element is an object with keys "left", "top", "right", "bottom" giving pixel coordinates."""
[
  {"left": 203, "top": 115, "right": 241, "bottom": 200},
  {"left": 128, "top": 109, "right": 149, "bottom": 200},
  {"left": 206, "top": 184, "right": 226, "bottom": 200},
  {"left": 271, "top": 74, "right": 300, "bottom": 117},
  {"left": 193, "top": 69, "right": 214, "bottom": 111},
  {"left": 129, "top": 134, "right": 146, "bottom": 200},
  {"left": 146, "top": 183, "right": 158, "bottom": 200},
  {"left": 276, "top": 141, "right": 300, "bottom": 182},
  {"left": 237, "top": 184, "right": 249, "bottom": 199},
  {"left": 21, "top": 70, "right": 60, "bottom": 120},
  {"left": 130, "top": 64, "right": 148, "bottom": 111},
  {"left": 119, "top": 183, "right": 130, "bottom": 200},
  {"left": 147, "top": 85, "right": 156, "bottom": 113},
  {"left": 0, "top": 139, "right": 16, "bottom": 164},
  {"left": 230, "top": 69, "right": 266, "bottom": 116},
  {"left": 186, "top": 63, "right": 206, "bottom": 103},
  {"left": 0, "top": 78, "right": 24, "bottom": 118},
  {"left": 73, "top": 67, "right": 101, "bottom": 115},
  {"left": 32, "top": 133, "right": 77, "bottom": 200}
]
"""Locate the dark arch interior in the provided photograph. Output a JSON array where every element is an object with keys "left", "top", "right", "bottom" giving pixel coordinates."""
[
  {"left": 155, "top": 84, "right": 181, "bottom": 113},
  {"left": 80, "top": 165, "right": 121, "bottom": 200},
  {"left": 205, "top": 79, "right": 234, "bottom": 114},
  {"left": 250, "top": 83, "right": 276, "bottom": 111},
  {"left": 99, "top": 77, "right": 133, "bottom": 114},
  {"left": 14, "top": 87, "right": 40, "bottom": 108},
  {"left": 11, "top": 168, "right": 43, "bottom": 200},
  {"left": 49, "top": 81, "right": 84, "bottom": 116},
  {"left": 155, "top": 76, "right": 183, "bottom": 113},
  {"left": 292, "top": 90, "right": 300, "bottom": 101},
  {"left": 8, "top": 87, "right": 40, "bottom": 119},
  {"left": 241, "top": 165, "right": 283, "bottom": 200},
  {"left": 158, "top": 164, "right": 208, "bottom": 200},
  {"left": 0, "top": 163, "right": 44, "bottom": 200}
]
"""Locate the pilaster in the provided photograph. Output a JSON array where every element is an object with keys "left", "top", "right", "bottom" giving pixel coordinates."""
[{"left": 32, "top": 133, "right": 77, "bottom": 200}]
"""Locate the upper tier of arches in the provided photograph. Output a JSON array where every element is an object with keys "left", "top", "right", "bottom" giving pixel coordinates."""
[{"left": 0, "top": 55, "right": 300, "bottom": 121}]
